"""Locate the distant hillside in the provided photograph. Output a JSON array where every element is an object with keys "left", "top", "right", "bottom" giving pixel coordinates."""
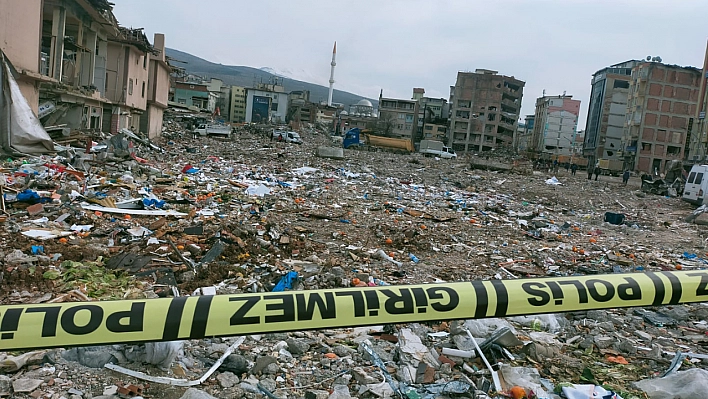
[{"left": 165, "top": 48, "right": 377, "bottom": 107}]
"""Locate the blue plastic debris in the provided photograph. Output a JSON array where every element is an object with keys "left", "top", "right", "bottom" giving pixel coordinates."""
[
  {"left": 17, "top": 190, "right": 42, "bottom": 204},
  {"left": 31, "top": 245, "right": 44, "bottom": 255},
  {"left": 272, "top": 271, "right": 299, "bottom": 292},
  {"left": 142, "top": 198, "right": 166, "bottom": 209}
]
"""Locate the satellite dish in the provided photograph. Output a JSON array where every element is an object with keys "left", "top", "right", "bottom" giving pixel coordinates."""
[
  {"left": 656, "top": 57, "right": 662, "bottom": 62},
  {"left": 646, "top": 56, "right": 652, "bottom": 61}
]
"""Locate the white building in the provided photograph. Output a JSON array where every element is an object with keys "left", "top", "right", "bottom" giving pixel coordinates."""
[
  {"left": 245, "top": 88, "right": 289, "bottom": 124},
  {"left": 532, "top": 95, "right": 581, "bottom": 156}
]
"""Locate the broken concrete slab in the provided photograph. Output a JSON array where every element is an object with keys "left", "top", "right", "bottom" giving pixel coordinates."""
[{"left": 317, "top": 146, "right": 344, "bottom": 160}]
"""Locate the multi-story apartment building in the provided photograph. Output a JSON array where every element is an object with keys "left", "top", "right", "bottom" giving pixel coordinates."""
[
  {"left": 142, "top": 34, "right": 171, "bottom": 138},
  {"left": 377, "top": 94, "right": 419, "bottom": 140},
  {"left": 245, "top": 83, "right": 288, "bottom": 124},
  {"left": 531, "top": 95, "right": 581, "bottom": 157},
  {"left": 688, "top": 41, "right": 708, "bottom": 162},
  {"left": 411, "top": 88, "right": 449, "bottom": 142},
  {"left": 623, "top": 62, "right": 701, "bottom": 173},
  {"left": 0, "top": 0, "right": 170, "bottom": 136},
  {"left": 515, "top": 114, "right": 535, "bottom": 153},
  {"left": 229, "top": 86, "right": 247, "bottom": 123},
  {"left": 448, "top": 69, "right": 524, "bottom": 153},
  {"left": 582, "top": 60, "right": 640, "bottom": 165}
]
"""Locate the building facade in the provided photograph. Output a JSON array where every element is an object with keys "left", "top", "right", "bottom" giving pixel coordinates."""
[
  {"left": 0, "top": 0, "right": 169, "bottom": 136},
  {"left": 448, "top": 69, "right": 525, "bottom": 153},
  {"left": 412, "top": 88, "right": 449, "bottom": 142},
  {"left": 377, "top": 94, "right": 419, "bottom": 140},
  {"left": 173, "top": 81, "right": 210, "bottom": 110},
  {"left": 531, "top": 95, "right": 581, "bottom": 157},
  {"left": 582, "top": 60, "right": 640, "bottom": 165},
  {"left": 245, "top": 85, "right": 288, "bottom": 124},
  {"left": 229, "top": 86, "right": 246, "bottom": 123},
  {"left": 623, "top": 62, "right": 701, "bottom": 174},
  {"left": 142, "top": 33, "right": 170, "bottom": 138},
  {"left": 688, "top": 41, "right": 708, "bottom": 162}
]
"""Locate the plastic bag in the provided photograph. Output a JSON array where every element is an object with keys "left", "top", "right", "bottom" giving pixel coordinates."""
[
  {"left": 463, "top": 318, "right": 517, "bottom": 338},
  {"left": 634, "top": 368, "right": 708, "bottom": 399},
  {"left": 510, "top": 313, "right": 561, "bottom": 333}
]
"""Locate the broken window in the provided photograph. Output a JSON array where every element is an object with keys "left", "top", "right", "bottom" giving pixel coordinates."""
[
  {"left": 667, "top": 146, "right": 681, "bottom": 155},
  {"left": 488, "top": 106, "right": 497, "bottom": 111},
  {"left": 128, "top": 79, "right": 133, "bottom": 95},
  {"left": 141, "top": 82, "right": 145, "bottom": 98},
  {"left": 613, "top": 80, "right": 629, "bottom": 89},
  {"left": 487, "top": 113, "right": 496, "bottom": 121},
  {"left": 457, "top": 100, "right": 471, "bottom": 108}
]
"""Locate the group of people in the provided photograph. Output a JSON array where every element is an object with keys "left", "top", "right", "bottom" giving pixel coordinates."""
[
  {"left": 534, "top": 159, "right": 632, "bottom": 185},
  {"left": 533, "top": 159, "right": 579, "bottom": 176}
]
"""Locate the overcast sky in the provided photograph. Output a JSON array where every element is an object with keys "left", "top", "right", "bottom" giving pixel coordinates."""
[{"left": 113, "top": 0, "right": 708, "bottom": 129}]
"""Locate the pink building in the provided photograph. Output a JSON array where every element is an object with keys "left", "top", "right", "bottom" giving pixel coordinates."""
[{"left": 0, "top": 0, "right": 170, "bottom": 136}]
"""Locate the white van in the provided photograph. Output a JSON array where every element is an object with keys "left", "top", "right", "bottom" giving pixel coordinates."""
[
  {"left": 272, "top": 130, "right": 303, "bottom": 144},
  {"left": 682, "top": 164, "right": 708, "bottom": 205}
]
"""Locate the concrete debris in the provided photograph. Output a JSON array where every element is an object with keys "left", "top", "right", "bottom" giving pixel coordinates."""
[
  {"left": 1, "top": 122, "right": 708, "bottom": 399},
  {"left": 11, "top": 378, "right": 43, "bottom": 393}
]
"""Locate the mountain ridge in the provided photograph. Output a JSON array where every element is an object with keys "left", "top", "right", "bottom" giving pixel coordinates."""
[{"left": 165, "top": 48, "right": 377, "bottom": 108}]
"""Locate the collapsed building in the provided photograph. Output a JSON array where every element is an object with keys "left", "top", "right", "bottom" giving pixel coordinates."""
[{"left": 0, "top": 0, "right": 171, "bottom": 139}]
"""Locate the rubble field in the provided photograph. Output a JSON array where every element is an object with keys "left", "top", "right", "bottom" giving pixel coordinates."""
[{"left": 2, "top": 124, "right": 708, "bottom": 399}]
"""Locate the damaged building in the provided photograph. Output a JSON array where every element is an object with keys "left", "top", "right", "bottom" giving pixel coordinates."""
[
  {"left": 448, "top": 69, "right": 525, "bottom": 153},
  {"left": 0, "top": 0, "right": 171, "bottom": 138}
]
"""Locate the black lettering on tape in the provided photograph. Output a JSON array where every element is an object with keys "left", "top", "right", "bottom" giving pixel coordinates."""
[
  {"left": 585, "top": 279, "right": 615, "bottom": 302},
  {"left": 411, "top": 288, "right": 428, "bottom": 314},
  {"left": 617, "top": 277, "right": 642, "bottom": 301},
  {"left": 296, "top": 292, "right": 336, "bottom": 321},
  {"left": 471, "top": 281, "right": 489, "bottom": 317},
  {"left": 190, "top": 295, "right": 213, "bottom": 339},
  {"left": 229, "top": 297, "right": 260, "bottom": 326},
  {"left": 0, "top": 308, "right": 23, "bottom": 339},
  {"left": 546, "top": 281, "right": 565, "bottom": 306},
  {"left": 61, "top": 305, "right": 103, "bottom": 335},
  {"left": 646, "top": 272, "right": 666, "bottom": 306},
  {"left": 427, "top": 287, "right": 459, "bottom": 312},
  {"left": 688, "top": 272, "right": 708, "bottom": 296},
  {"left": 559, "top": 280, "right": 589, "bottom": 303},
  {"left": 522, "top": 282, "right": 550, "bottom": 307},
  {"left": 26, "top": 307, "right": 61, "bottom": 337},
  {"left": 264, "top": 295, "right": 295, "bottom": 323},
  {"left": 106, "top": 302, "right": 145, "bottom": 333},
  {"left": 490, "top": 280, "right": 508, "bottom": 316},
  {"left": 664, "top": 272, "right": 682, "bottom": 305},
  {"left": 363, "top": 290, "right": 380, "bottom": 316},
  {"left": 335, "top": 291, "right": 366, "bottom": 317},
  {"left": 162, "top": 296, "right": 188, "bottom": 340},
  {"left": 381, "top": 288, "right": 414, "bottom": 315}
]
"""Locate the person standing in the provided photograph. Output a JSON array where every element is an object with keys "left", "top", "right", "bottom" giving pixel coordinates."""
[
  {"left": 571, "top": 163, "right": 578, "bottom": 176},
  {"left": 587, "top": 165, "right": 593, "bottom": 180},
  {"left": 622, "top": 170, "right": 630, "bottom": 185},
  {"left": 594, "top": 166, "right": 600, "bottom": 181}
]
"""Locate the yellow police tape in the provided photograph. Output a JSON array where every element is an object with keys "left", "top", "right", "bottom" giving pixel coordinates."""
[{"left": 0, "top": 270, "right": 707, "bottom": 351}]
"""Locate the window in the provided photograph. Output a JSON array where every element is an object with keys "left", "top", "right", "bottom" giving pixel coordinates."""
[
  {"left": 696, "top": 173, "right": 704, "bottom": 185},
  {"left": 177, "top": 98, "right": 186, "bottom": 105},
  {"left": 688, "top": 172, "right": 697, "bottom": 184},
  {"left": 128, "top": 79, "right": 133, "bottom": 95},
  {"left": 405, "top": 114, "right": 413, "bottom": 123},
  {"left": 143, "top": 54, "right": 147, "bottom": 69},
  {"left": 141, "top": 82, "right": 145, "bottom": 98}
]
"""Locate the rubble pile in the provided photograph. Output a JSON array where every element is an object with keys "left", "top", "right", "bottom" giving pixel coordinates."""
[{"left": 1, "top": 123, "right": 708, "bottom": 399}]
